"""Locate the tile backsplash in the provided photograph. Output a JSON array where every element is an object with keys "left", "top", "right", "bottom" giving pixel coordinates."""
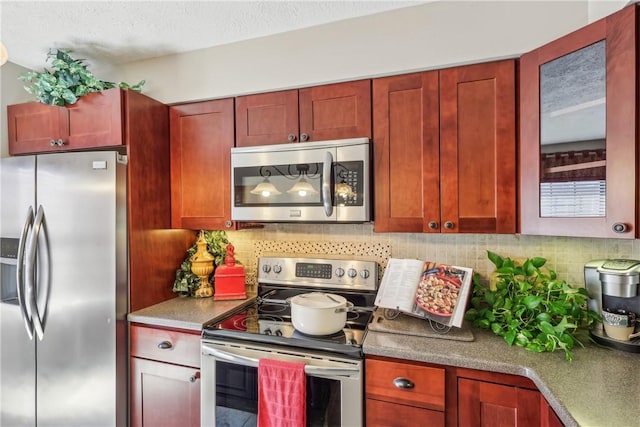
[{"left": 226, "top": 223, "right": 640, "bottom": 289}]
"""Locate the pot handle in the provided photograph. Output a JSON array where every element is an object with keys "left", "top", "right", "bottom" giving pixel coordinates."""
[{"left": 334, "top": 301, "right": 354, "bottom": 313}]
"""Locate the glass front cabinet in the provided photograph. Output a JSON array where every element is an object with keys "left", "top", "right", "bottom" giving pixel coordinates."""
[{"left": 520, "top": 4, "right": 638, "bottom": 238}]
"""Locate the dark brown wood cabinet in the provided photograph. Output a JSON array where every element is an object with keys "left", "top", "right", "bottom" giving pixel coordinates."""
[
  {"left": 457, "top": 368, "right": 565, "bottom": 427},
  {"left": 235, "top": 80, "right": 371, "bottom": 146},
  {"left": 130, "top": 324, "right": 201, "bottom": 427},
  {"left": 520, "top": 4, "right": 637, "bottom": 238},
  {"left": 7, "top": 87, "right": 123, "bottom": 155},
  {"left": 373, "top": 60, "right": 516, "bottom": 234},
  {"left": 365, "top": 356, "right": 446, "bottom": 427},
  {"left": 169, "top": 99, "right": 235, "bottom": 230}
]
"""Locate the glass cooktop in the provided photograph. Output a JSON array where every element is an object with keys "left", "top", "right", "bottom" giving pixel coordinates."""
[{"left": 202, "top": 287, "right": 377, "bottom": 359}]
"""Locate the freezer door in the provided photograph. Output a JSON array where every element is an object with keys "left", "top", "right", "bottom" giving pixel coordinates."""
[
  {"left": 0, "top": 156, "right": 37, "bottom": 427},
  {"left": 35, "top": 151, "right": 127, "bottom": 427}
]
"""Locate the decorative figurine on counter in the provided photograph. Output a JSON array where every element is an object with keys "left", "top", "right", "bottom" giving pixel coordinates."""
[
  {"left": 213, "top": 243, "right": 247, "bottom": 300},
  {"left": 190, "top": 231, "right": 214, "bottom": 298}
]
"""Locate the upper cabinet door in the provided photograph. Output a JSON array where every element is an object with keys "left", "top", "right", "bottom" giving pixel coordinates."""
[
  {"left": 170, "top": 99, "right": 235, "bottom": 230},
  {"left": 520, "top": 4, "right": 637, "bottom": 238},
  {"left": 373, "top": 72, "right": 439, "bottom": 233},
  {"left": 65, "top": 88, "right": 123, "bottom": 148},
  {"left": 299, "top": 80, "right": 372, "bottom": 142},
  {"left": 7, "top": 102, "right": 67, "bottom": 155},
  {"left": 235, "top": 90, "right": 299, "bottom": 146},
  {"left": 440, "top": 60, "right": 517, "bottom": 234}
]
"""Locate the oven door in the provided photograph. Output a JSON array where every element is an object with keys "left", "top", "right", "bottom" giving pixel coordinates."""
[{"left": 201, "top": 339, "right": 363, "bottom": 427}]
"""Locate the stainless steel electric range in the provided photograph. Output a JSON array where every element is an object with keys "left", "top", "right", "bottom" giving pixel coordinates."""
[{"left": 200, "top": 255, "right": 379, "bottom": 427}]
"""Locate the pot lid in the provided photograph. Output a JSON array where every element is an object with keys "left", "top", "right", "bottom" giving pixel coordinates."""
[{"left": 291, "top": 292, "right": 346, "bottom": 308}]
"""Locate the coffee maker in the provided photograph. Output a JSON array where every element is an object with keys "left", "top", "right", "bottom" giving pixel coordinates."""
[{"left": 584, "top": 259, "right": 640, "bottom": 352}]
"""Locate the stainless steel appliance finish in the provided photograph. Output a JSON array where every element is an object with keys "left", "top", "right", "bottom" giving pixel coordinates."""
[
  {"left": 231, "top": 138, "right": 371, "bottom": 223},
  {"left": 201, "top": 256, "right": 378, "bottom": 426},
  {"left": 584, "top": 259, "right": 640, "bottom": 352},
  {"left": 0, "top": 152, "right": 128, "bottom": 426}
]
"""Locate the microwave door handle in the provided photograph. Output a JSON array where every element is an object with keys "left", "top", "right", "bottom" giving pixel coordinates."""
[
  {"left": 322, "top": 151, "right": 333, "bottom": 217},
  {"left": 202, "top": 344, "right": 360, "bottom": 376}
]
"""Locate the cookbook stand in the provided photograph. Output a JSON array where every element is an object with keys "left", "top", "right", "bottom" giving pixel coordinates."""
[{"left": 382, "top": 308, "right": 452, "bottom": 334}]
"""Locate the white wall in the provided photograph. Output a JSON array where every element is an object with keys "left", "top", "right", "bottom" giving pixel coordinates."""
[
  {"left": 117, "top": 0, "right": 591, "bottom": 105},
  {"left": 0, "top": 61, "right": 31, "bottom": 157}
]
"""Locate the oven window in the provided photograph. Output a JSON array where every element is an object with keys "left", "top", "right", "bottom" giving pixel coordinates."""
[
  {"left": 215, "top": 361, "right": 341, "bottom": 426},
  {"left": 234, "top": 163, "right": 325, "bottom": 207}
]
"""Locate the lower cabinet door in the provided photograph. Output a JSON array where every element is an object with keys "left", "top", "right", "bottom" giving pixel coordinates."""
[
  {"left": 131, "top": 357, "right": 200, "bottom": 427},
  {"left": 366, "top": 398, "right": 445, "bottom": 427},
  {"left": 458, "top": 378, "right": 541, "bottom": 427}
]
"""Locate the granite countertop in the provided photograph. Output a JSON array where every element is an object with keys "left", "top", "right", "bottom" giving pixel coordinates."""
[
  {"left": 363, "top": 316, "right": 640, "bottom": 427},
  {"left": 127, "top": 296, "right": 255, "bottom": 331}
]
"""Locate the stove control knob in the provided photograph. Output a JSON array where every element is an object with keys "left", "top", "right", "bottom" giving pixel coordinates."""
[
  {"left": 335, "top": 267, "right": 345, "bottom": 277},
  {"left": 262, "top": 264, "right": 271, "bottom": 273},
  {"left": 360, "top": 269, "right": 370, "bottom": 279},
  {"left": 264, "top": 328, "right": 272, "bottom": 335},
  {"left": 273, "top": 264, "right": 282, "bottom": 274},
  {"left": 347, "top": 268, "right": 357, "bottom": 278},
  {"left": 275, "top": 329, "right": 283, "bottom": 336}
]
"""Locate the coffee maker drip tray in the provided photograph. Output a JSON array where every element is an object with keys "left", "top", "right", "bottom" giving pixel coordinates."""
[{"left": 590, "top": 328, "right": 640, "bottom": 353}]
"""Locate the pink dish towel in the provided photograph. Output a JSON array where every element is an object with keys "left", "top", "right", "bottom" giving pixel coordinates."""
[{"left": 257, "top": 358, "right": 307, "bottom": 427}]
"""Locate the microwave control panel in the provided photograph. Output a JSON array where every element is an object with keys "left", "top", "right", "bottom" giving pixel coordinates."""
[{"left": 334, "top": 161, "right": 364, "bottom": 206}]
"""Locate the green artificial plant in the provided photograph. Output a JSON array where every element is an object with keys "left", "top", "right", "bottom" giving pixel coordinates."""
[
  {"left": 465, "top": 251, "right": 601, "bottom": 361},
  {"left": 173, "top": 230, "right": 236, "bottom": 297},
  {"left": 19, "top": 49, "right": 145, "bottom": 106}
]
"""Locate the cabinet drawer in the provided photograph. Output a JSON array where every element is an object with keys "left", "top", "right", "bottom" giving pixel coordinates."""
[
  {"left": 130, "top": 325, "right": 200, "bottom": 368},
  {"left": 365, "top": 358, "right": 445, "bottom": 410},
  {"left": 366, "top": 398, "right": 445, "bottom": 427}
]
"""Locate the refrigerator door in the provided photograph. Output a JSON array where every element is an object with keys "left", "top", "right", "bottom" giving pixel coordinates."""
[
  {"left": 35, "top": 151, "right": 127, "bottom": 427},
  {"left": 1, "top": 156, "right": 37, "bottom": 427}
]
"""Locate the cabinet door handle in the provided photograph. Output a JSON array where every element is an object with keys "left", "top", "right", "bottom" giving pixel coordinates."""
[
  {"left": 428, "top": 221, "right": 438, "bottom": 229},
  {"left": 444, "top": 221, "right": 455, "bottom": 230},
  {"left": 393, "top": 377, "right": 415, "bottom": 389},
  {"left": 49, "top": 139, "right": 65, "bottom": 147},
  {"left": 190, "top": 372, "right": 201, "bottom": 383},
  {"left": 157, "top": 340, "right": 173, "bottom": 349},
  {"left": 287, "top": 133, "right": 297, "bottom": 142},
  {"left": 300, "top": 133, "right": 309, "bottom": 142},
  {"left": 224, "top": 220, "right": 233, "bottom": 228}
]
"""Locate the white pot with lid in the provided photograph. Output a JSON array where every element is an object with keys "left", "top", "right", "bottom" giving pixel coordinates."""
[{"left": 289, "top": 292, "right": 354, "bottom": 335}]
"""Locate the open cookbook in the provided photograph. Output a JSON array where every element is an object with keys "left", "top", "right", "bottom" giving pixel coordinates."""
[{"left": 374, "top": 258, "right": 474, "bottom": 328}]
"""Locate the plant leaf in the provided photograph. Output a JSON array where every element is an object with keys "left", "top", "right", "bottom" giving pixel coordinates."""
[{"left": 487, "top": 250, "right": 504, "bottom": 268}]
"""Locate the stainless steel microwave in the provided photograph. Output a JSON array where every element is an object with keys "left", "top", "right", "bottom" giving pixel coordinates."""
[{"left": 231, "top": 138, "right": 371, "bottom": 222}]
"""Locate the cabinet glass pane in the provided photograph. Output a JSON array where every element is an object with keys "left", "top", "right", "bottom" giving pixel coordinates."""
[{"left": 539, "top": 40, "right": 606, "bottom": 217}]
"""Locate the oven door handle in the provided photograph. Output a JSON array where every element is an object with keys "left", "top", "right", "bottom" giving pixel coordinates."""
[{"left": 202, "top": 343, "right": 360, "bottom": 376}]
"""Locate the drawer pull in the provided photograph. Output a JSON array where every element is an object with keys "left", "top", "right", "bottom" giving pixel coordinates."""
[
  {"left": 157, "top": 340, "right": 173, "bottom": 350},
  {"left": 393, "top": 377, "right": 415, "bottom": 389},
  {"left": 190, "top": 372, "right": 201, "bottom": 383}
]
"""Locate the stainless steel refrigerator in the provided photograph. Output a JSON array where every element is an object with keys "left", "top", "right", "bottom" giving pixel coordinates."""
[{"left": 0, "top": 151, "right": 128, "bottom": 426}]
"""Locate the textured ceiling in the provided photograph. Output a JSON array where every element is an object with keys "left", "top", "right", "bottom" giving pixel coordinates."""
[{"left": 0, "top": 1, "right": 426, "bottom": 70}]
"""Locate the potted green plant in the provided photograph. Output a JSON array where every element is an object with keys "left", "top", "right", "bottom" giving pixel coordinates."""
[
  {"left": 465, "top": 251, "right": 601, "bottom": 361},
  {"left": 19, "top": 49, "right": 144, "bottom": 106}
]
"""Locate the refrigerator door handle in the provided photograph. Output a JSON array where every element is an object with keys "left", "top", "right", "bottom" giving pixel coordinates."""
[
  {"left": 16, "top": 206, "right": 35, "bottom": 340},
  {"left": 25, "top": 205, "right": 50, "bottom": 341}
]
